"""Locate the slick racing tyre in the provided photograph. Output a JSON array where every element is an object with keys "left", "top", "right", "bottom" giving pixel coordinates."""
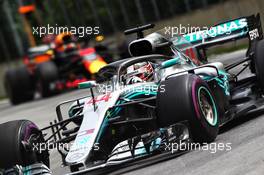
[
  {"left": 255, "top": 39, "right": 264, "bottom": 91},
  {"left": 4, "top": 66, "right": 34, "bottom": 105},
  {"left": 36, "top": 61, "right": 59, "bottom": 97},
  {"left": 0, "top": 120, "right": 49, "bottom": 169},
  {"left": 157, "top": 74, "right": 219, "bottom": 143}
]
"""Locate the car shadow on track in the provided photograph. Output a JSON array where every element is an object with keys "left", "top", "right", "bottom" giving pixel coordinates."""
[{"left": 219, "top": 108, "right": 264, "bottom": 134}]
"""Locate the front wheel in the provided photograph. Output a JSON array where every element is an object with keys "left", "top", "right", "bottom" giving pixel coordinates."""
[
  {"left": 0, "top": 120, "right": 49, "bottom": 169},
  {"left": 4, "top": 67, "right": 34, "bottom": 105},
  {"left": 157, "top": 74, "right": 219, "bottom": 143}
]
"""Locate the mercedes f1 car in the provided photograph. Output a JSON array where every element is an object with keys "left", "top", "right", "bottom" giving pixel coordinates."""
[
  {"left": 1, "top": 14, "right": 264, "bottom": 174},
  {"left": 4, "top": 33, "right": 107, "bottom": 105}
]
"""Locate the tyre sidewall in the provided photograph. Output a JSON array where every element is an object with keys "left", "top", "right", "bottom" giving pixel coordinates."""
[
  {"left": 157, "top": 74, "right": 219, "bottom": 143},
  {"left": 255, "top": 39, "right": 264, "bottom": 91},
  {"left": 189, "top": 76, "right": 219, "bottom": 142},
  {"left": 36, "top": 61, "right": 59, "bottom": 97},
  {"left": 0, "top": 120, "right": 49, "bottom": 169},
  {"left": 4, "top": 67, "right": 34, "bottom": 104}
]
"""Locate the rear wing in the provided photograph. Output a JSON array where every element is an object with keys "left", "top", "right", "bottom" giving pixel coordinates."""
[{"left": 182, "top": 14, "right": 263, "bottom": 48}]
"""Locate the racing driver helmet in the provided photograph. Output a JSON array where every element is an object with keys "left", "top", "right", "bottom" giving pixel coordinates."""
[
  {"left": 54, "top": 33, "right": 77, "bottom": 52},
  {"left": 125, "top": 62, "right": 154, "bottom": 84}
]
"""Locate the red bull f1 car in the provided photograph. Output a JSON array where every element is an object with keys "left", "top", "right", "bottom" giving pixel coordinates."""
[
  {"left": 4, "top": 33, "right": 107, "bottom": 105},
  {"left": 1, "top": 14, "right": 264, "bottom": 174}
]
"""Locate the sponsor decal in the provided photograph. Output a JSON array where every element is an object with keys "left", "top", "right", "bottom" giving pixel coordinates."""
[
  {"left": 86, "top": 93, "right": 112, "bottom": 105},
  {"left": 78, "top": 129, "right": 95, "bottom": 137},
  {"left": 183, "top": 18, "right": 248, "bottom": 43},
  {"left": 249, "top": 28, "right": 259, "bottom": 40},
  {"left": 78, "top": 136, "right": 91, "bottom": 146}
]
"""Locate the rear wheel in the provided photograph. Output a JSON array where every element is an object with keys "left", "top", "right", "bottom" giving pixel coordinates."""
[
  {"left": 255, "top": 39, "right": 264, "bottom": 91},
  {"left": 36, "top": 62, "right": 59, "bottom": 97},
  {"left": 157, "top": 74, "right": 219, "bottom": 143},
  {"left": 0, "top": 120, "right": 49, "bottom": 169},
  {"left": 4, "top": 66, "right": 34, "bottom": 105}
]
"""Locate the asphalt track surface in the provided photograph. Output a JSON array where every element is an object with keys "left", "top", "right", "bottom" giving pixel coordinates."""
[{"left": 1, "top": 50, "right": 264, "bottom": 175}]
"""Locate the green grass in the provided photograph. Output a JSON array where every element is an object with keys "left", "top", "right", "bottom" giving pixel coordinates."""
[{"left": 0, "top": 96, "right": 6, "bottom": 100}]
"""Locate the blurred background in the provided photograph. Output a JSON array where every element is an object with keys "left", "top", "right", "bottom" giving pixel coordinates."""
[{"left": 0, "top": 0, "right": 263, "bottom": 98}]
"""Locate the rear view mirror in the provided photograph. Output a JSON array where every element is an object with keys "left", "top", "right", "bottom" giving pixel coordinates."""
[
  {"left": 78, "top": 81, "right": 97, "bottom": 89},
  {"left": 193, "top": 66, "right": 219, "bottom": 77}
]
